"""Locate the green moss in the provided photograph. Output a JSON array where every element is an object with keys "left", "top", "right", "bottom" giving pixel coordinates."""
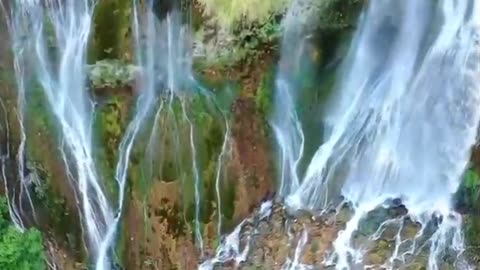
[
  {"left": 115, "top": 219, "right": 127, "bottom": 268},
  {"left": 32, "top": 165, "right": 82, "bottom": 252},
  {"left": 127, "top": 89, "right": 236, "bottom": 248},
  {"left": 94, "top": 96, "right": 130, "bottom": 198},
  {"left": 201, "top": 161, "right": 217, "bottom": 223},
  {"left": 220, "top": 178, "right": 236, "bottom": 222},
  {"left": 26, "top": 85, "right": 55, "bottom": 133},
  {"left": 255, "top": 70, "right": 274, "bottom": 118},
  {"left": 455, "top": 168, "right": 480, "bottom": 211},
  {"left": 92, "top": 0, "right": 131, "bottom": 61},
  {"left": 465, "top": 214, "right": 480, "bottom": 263},
  {"left": 315, "top": 0, "right": 364, "bottom": 31}
]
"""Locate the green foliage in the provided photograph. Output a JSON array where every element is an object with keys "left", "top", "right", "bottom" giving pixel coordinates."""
[
  {"left": 95, "top": 96, "right": 128, "bottom": 198},
  {"left": 315, "top": 0, "right": 364, "bottom": 30},
  {"left": 88, "top": 60, "right": 137, "bottom": 88},
  {"left": 198, "top": 0, "right": 289, "bottom": 28},
  {"left": 0, "top": 197, "right": 46, "bottom": 270},
  {"left": 230, "top": 15, "right": 282, "bottom": 63},
  {"left": 0, "top": 227, "right": 46, "bottom": 270},
  {"left": 194, "top": 0, "right": 284, "bottom": 67},
  {"left": 255, "top": 71, "right": 274, "bottom": 117},
  {"left": 92, "top": 0, "right": 131, "bottom": 60},
  {"left": 455, "top": 168, "right": 480, "bottom": 214},
  {"left": 465, "top": 169, "right": 479, "bottom": 190},
  {"left": 460, "top": 168, "right": 480, "bottom": 205},
  {"left": 27, "top": 85, "right": 54, "bottom": 132},
  {"left": 100, "top": 97, "right": 124, "bottom": 139},
  {"left": 0, "top": 197, "right": 9, "bottom": 230},
  {"left": 31, "top": 167, "right": 74, "bottom": 241}
]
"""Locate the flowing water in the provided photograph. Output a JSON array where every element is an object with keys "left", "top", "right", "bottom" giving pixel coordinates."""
[
  {"left": 3, "top": 0, "right": 479, "bottom": 269},
  {"left": 5, "top": 0, "right": 231, "bottom": 268},
  {"left": 273, "top": 0, "right": 480, "bottom": 269},
  {"left": 4, "top": 0, "right": 115, "bottom": 268},
  {"left": 92, "top": 1, "right": 191, "bottom": 267},
  {"left": 132, "top": 0, "right": 232, "bottom": 258}
]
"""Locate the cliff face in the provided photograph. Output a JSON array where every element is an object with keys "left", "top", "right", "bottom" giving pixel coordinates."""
[{"left": 2, "top": 1, "right": 480, "bottom": 269}]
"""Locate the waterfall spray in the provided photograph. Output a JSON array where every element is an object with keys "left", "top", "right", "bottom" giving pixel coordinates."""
[
  {"left": 270, "top": 0, "right": 309, "bottom": 197},
  {"left": 274, "top": 0, "right": 480, "bottom": 268}
]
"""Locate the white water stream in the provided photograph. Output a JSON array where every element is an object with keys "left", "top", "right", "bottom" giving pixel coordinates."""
[{"left": 274, "top": 0, "right": 480, "bottom": 268}]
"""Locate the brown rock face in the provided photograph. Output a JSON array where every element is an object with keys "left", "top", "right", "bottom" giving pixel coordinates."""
[{"left": 231, "top": 97, "right": 273, "bottom": 220}]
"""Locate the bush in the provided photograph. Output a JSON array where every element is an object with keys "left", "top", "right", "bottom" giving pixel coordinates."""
[
  {"left": 198, "top": 0, "right": 289, "bottom": 28},
  {"left": 0, "top": 197, "right": 46, "bottom": 270},
  {"left": 0, "top": 227, "right": 46, "bottom": 270}
]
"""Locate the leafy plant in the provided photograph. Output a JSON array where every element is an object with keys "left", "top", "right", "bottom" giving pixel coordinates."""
[
  {"left": 0, "top": 197, "right": 9, "bottom": 230},
  {"left": 0, "top": 227, "right": 46, "bottom": 270},
  {"left": 194, "top": 0, "right": 285, "bottom": 66},
  {"left": 198, "top": 0, "right": 289, "bottom": 28},
  {"left": 464, "top": 169, "right": 479, "bottom": 191},
  {"left": 455, "top": 168, "right": 480, "bottom": 212},
  {"left": 232, "top": 15, "right": 282, "bottom": 57},
  {"left": 0, "top": 196, "right": 46, "bottom": 270}
]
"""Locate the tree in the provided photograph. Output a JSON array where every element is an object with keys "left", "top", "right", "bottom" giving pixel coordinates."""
[{"left": 0, "top": 196, "right": 46, "bottom": 270}]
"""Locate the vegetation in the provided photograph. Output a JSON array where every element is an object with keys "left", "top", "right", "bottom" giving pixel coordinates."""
[
  {"left": 193, "top": 0, "right": 285, "bottom": 67},
  {"left": 92, "top": 0, "right": 131, "bottom": 60},
  {"left": 456, "top": 168, "right": 480, "bottom": 211},
  {"left": 88, "top": 60, "right": 137, "bottom": 89},
  {"left": 197, "top": 0, "right": 289, "bottom": 28},
  {"left": 228, "top": 15, "right": 282, "bottom": 64},
  {"left": 255, "top": 71, "right": 274, "bottom": 117},
  {"left": 0, "top": 197, "right": 46, "bottom": 270}
]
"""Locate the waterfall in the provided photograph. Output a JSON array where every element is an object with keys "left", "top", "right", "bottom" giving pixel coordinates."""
[
  {"left": 4, "top": 0, "right": 115, "bottom": 267},
  {"left": 4, "top": 0, "right": 231, "bottom": 268},
  {"left": 131, "top": 0, "right": 207, "bottom": 255},
  {"left": 133, "top": 0, "right": 232, "bottom": 260},
  {"left": 1, "top": 0, "right": 40, "bottom": 233},
  {"left": 274, "top": 0, "right": 480, "bottom": 268}
]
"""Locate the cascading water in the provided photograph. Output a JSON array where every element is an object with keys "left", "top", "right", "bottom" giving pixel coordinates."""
[
  {"left": 91, "top": 0, "right": 180, "bottom": 266},
  {"left": 0, "top": 96, "right": 27, "bottom": 231},
  {"left": 6, "top": 0, "right": 479, "bottom": 268},
  {"left": 270, "top": 0, "right": 310, "bottom": 198},
  {"left": 1, "top": 0, "right": 38, "bottom": 232},
  {"left": 4, "top": 0, "right": 232, "bottom": 268},
  {"left": 5, "top": 0, "right": 115, "bottom": 268},
  {"left": 274, "top": 0, "right": 480, "bottom": 268},
  {"left": 133, "top": 0, "right": 232, "bottom": 259},
  {"left": 131, "top": 0, "right": 207, "bottom": 254}
]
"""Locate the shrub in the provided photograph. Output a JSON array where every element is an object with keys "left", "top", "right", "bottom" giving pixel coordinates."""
[
  {"left": 197, "top": 0, "right": 289, "bottom": 28},
  {"left": 0, "top": 197, "right": 46, "bottom": 270}
]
